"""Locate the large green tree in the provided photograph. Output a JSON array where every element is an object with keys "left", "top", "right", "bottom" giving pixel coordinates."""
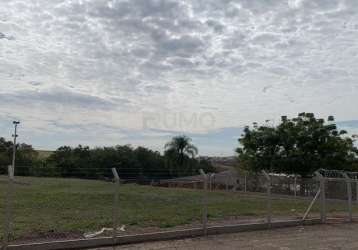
[{"left": 236, "top": 113, "right": 358, "bottom": 177}]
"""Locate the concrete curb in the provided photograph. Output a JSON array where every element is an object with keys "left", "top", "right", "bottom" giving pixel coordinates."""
[{"left": 5, "top": 219, "right": 321, "bottom": 250}]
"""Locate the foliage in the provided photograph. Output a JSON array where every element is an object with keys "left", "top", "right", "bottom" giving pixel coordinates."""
[
  {"left": 0, "top": 137, "right": 38, "bottom": 175},
  {"left": 164, "top": 135, "right": 213, "bottom": 177},
  {"left": 0, "top": 134, "right": 213, "bottom": 179},
  {"left": 165, "top": 135, "right": 198, "bottom": 164},
  {"left": 236, "top": 113, "right": 358, "bottom": 177},
  {"left": 36, "top": 150, "right": 53, "bottom": 160},
  {"left": 45, "top": 144, "right": 168, "bottom": 179},
  {"left": 42, "top": 136, "right": 213, "bottom": 179}
]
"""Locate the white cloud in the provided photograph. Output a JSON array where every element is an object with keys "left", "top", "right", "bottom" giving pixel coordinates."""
[{"left": 1, "top": 0, "right": 358, "bottom": 154}]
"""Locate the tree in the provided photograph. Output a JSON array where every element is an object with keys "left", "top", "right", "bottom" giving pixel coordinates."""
[
  {"left": 134, "top": 147, "right": 167, "bottom": 180},
  {"left": 0, "top": 137, "right": 38, "bottom": 175},
  {"left": 236, "top": 113, "right": 358, "bottom": 177},
  {"left": 165, "top": 135, "right": 198, "bottom": 164},
  {"left": 164, "top": 135, "right": 199, "bottom": 176},
  {"left": 0, "top": 136, "right": 209, "bottom": 179},
  {"left": 46, "top": 144, "right": 170, "bottom": 180}
]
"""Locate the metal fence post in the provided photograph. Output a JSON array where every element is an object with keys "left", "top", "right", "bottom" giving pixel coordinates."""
[
  {"left": 199, "top": 169, "right": 208, "bottom": 236},
  {"left": 244, "top": 175, "right": 247, "bottom": 192},
  {"left": 302, "top": 187, "right": 321, "bottom": 221},
  {"left": 320, "top": 179, "right": 326, "bottom": 223},
  {"left": 262, "top": 170, "right": 271, "bottom": 226},
  {"left": 3, "top": 165, "right": 14, "bottom": 247},
  {"left": 111, "top": 168, "right": 120, "bottom": 241},
  {"left": 225, "top": 175, "right": 229, "bottom": 191},
  {"left": 315, "top": 171, "right": 326, "bottom": 223},
  {"left": 234, "top": 175, "right": 238, "bottom": 192},
  {"left": 343, "top": 173, "right": 353, "bottom": 222},
  {"left": 293, "top": 176, "right": 297, "bottom": 198},
  {"left": 209, "top": 174, "right": 214, "bottom": 192},
  {"left": 208, "top": 175, "right": 211, "bottom": 191},
  {"left": 356, "top": 180, "right": 358, "bottom": 205}
]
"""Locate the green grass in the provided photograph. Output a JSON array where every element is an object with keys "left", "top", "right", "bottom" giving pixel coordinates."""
[{"left": 0, "top": 176, "right": 355, "bottom": 241}]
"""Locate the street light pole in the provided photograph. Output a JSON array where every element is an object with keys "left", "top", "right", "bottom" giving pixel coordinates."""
[{"left": 11, "top": 121, "right": 20, "bottom": 178}]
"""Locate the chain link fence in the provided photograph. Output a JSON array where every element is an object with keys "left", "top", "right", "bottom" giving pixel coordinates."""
[{"left": 1, "top": 166, "right": 358, "bottom": 248}]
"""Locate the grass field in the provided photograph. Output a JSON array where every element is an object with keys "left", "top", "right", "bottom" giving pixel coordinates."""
[{"left": 0, "top": 176, "right": 355, "bottom": 241}]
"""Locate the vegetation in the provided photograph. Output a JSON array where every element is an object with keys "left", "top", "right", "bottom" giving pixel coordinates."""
[
  {"left": 165, "top": 135, "right": 198, "bottom": 165},
  {"left": 36, "top": 150, "right": 53, "bottom": 160},
  {"left": 1, "top": 135, "right": 213, "bottom": 180},
  {"left": 1, "top": 176, "right": 354, "bottom": 240},
  {"left": 164, "top": 135, "right": 213, "bottom": 176},
  {"left": 43, "top": 145, "right": 167, "bottom": 179},
  {"left": 0, "top": 137, "right": 38, "bottom": 176},
  {"left": 237, "top": 113, "right": 358, "bottom": 177}
]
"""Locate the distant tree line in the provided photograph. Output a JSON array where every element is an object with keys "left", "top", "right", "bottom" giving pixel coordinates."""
[
  {"left": 0, "top": 136, "right": 214, "bottom": 180},
  {"left": 3, "top": 112, "right": 358, "bottom": 180},
  {"left": 236, "top": 113, "right": 358, "bottom": 177}
]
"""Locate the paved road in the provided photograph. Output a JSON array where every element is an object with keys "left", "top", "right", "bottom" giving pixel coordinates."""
[{"left": 94, "top": 222, "right": 358, "bottom": 250}]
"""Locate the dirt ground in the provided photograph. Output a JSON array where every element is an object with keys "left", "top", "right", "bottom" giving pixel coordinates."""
[{"left": 94, "top": 222, "right": 358, "bottom": 250}]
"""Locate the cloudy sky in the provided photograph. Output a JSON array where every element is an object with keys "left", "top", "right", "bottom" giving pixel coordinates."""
[{"left": 1, "top": 0, "right": 358, "bottom": 155}]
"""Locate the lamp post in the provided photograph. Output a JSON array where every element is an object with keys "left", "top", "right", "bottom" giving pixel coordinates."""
[
  {"left": 11, "top": 121, "right": 20, "bottom": 178},
  {"left": 3, "top": 121, "right": 19, "bottom": 246}
]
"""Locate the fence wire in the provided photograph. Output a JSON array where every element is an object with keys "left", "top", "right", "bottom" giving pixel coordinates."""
[{"left": 1, "top": 166, "right": 358, "bottom": 247}]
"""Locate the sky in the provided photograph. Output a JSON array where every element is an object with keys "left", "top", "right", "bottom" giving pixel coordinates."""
[{"left": 1, "top": 0, "right": 358, "bottom": 156}]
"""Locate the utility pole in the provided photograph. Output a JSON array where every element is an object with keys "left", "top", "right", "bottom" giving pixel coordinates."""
[
  {"left": 11, "top": 121, "right": 20, "bottom": 178},
  {"left": 3, "top": 121, "right": 19, "bottom": 245}
]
